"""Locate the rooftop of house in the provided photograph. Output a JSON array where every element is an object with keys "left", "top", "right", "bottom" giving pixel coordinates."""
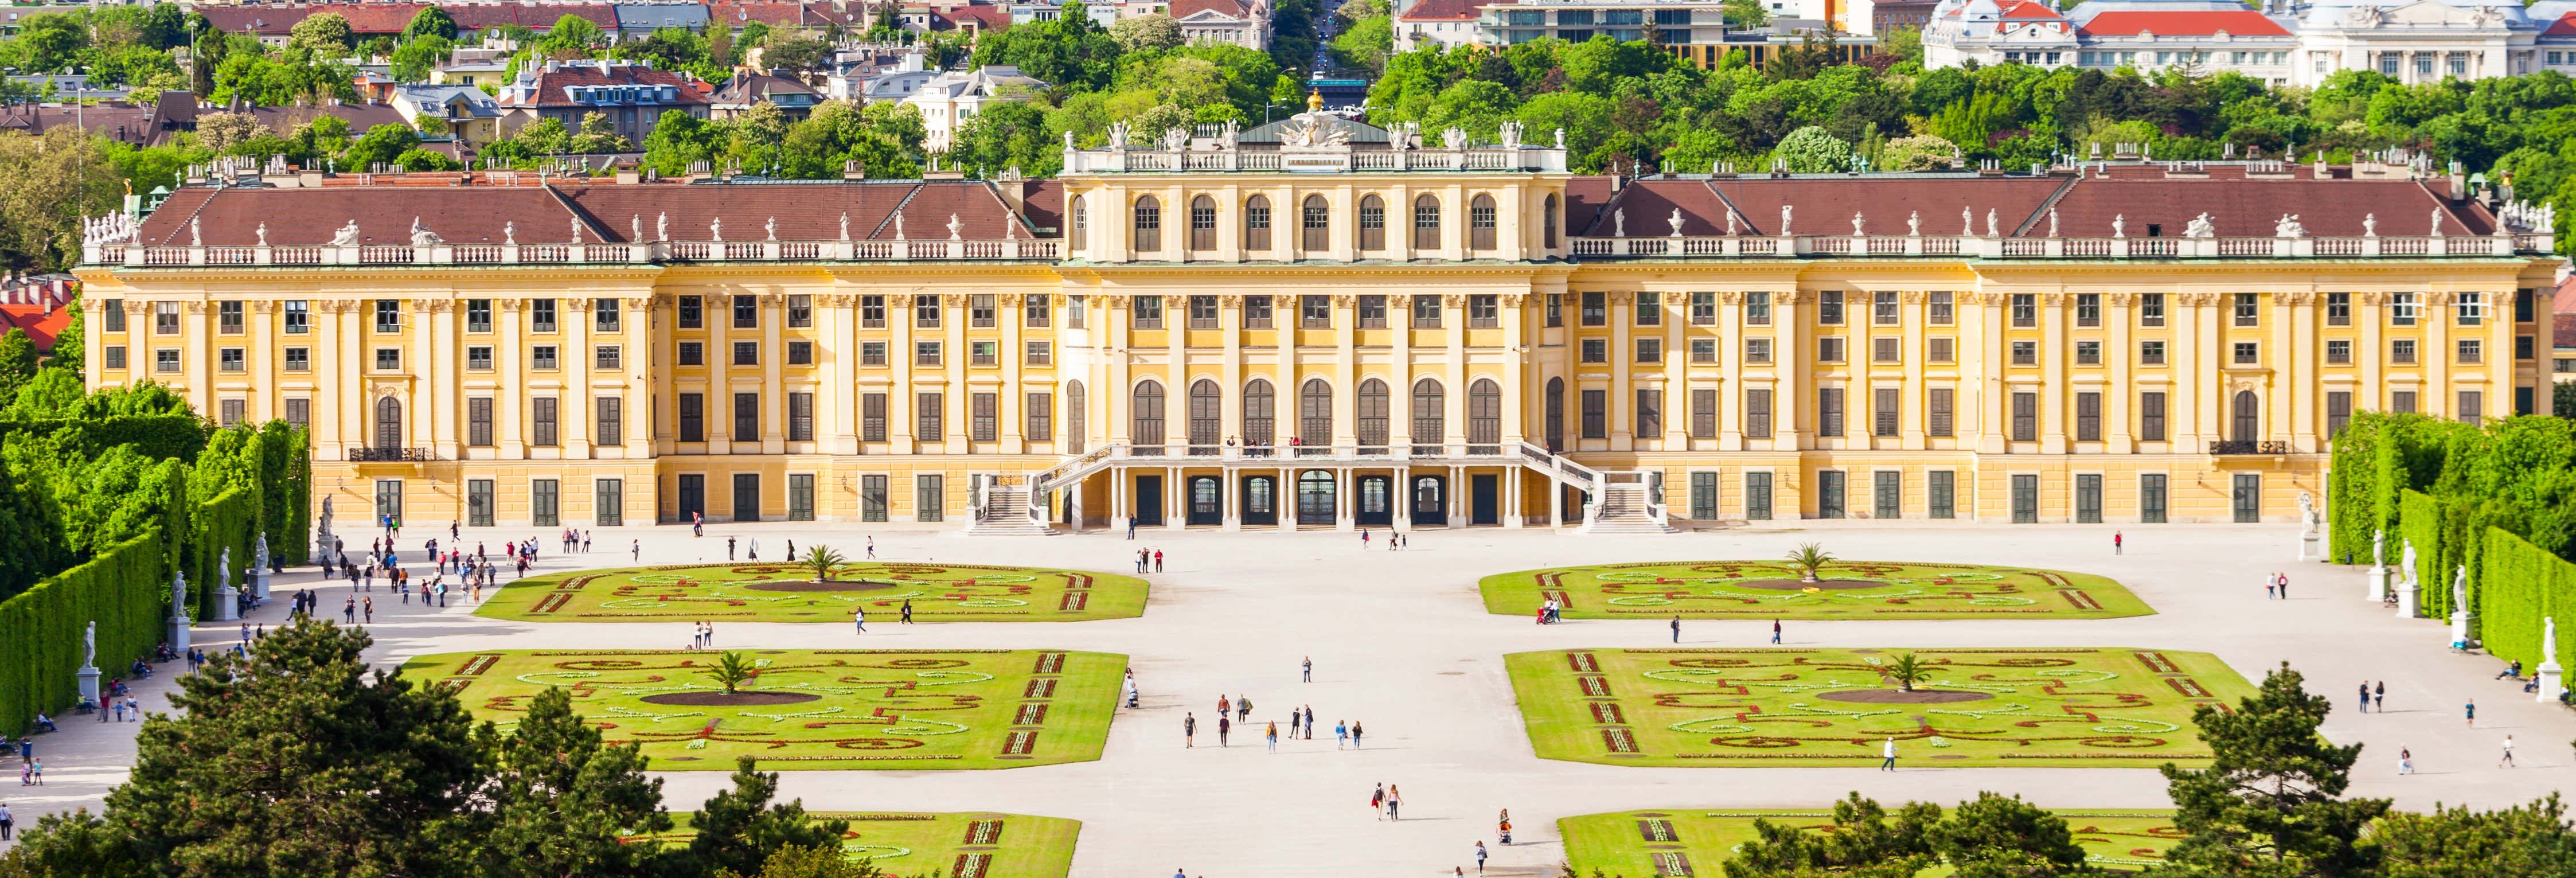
[{"left": 498, "top": 60, "right": 711, "bottom": 108}]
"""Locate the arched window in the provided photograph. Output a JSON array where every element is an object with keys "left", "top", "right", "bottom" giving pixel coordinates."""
[
  {"left": 1468, "top": 378, "right": 1502, "bottom": 446},
  {"left": 1298, "top": 378, "right": 1332, "bottom": 446},
  {"left": 1243, "top": 378, "right": 1276, "bottom": 446},
  {"left": 1132, "top": 380, "right": 1166, "bottom": 448},
  {"left": 1065, "top": 380, "right": 1086, "bottom": 454},
  {"left": 1412, "top": 194, "right": 1441, "bottom": 250},
  {"left": 1301, "top": 194, "right": 1329, "bottom": 251},
  {"left": 1132, "top": 195, "right": 1161, "bottom": 252},
  {"left": 1356, "top": 378, "right": 1390, "bottom": 449},
  {"left": 1357, "top": 194, "right": 1386, "bottom": 251},
  {"left": 1544, "top": 377, "right": 1565, "bottom": 451},
  {"left": 1189, "top": 194, "right": 1217, "bottom": 251},
  {"left": 1469, "top": 193, "right": 1498, "bottom": 251},
  {"left": 1244, "top": 194, "right": 1273, "bottom": 251},
  {"left": 2232, "top": 390, "right": 2258, "bottom": 443},
  {"left": 1189, "top": 378, "right": 1222, "bottom": 447},
  {"left": 374, "top": 396, "right": 403, "bottom": 450},
  {"left": 1411, "top": 378, "right": 1445, "bottom": 449},
  {"left": 1070, "top": 195, "right": 1087, "bottom": 253},
  {"left": 1543, "top": 193, "right": 1559, "bottom": 249}
]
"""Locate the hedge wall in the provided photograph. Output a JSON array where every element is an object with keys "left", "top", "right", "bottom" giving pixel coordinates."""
[
  {"left": 2479, "top": 529, "right": 2576, "bottom": 674},
  {"left": 188, "top": 487, "right": 259, "bottom": 619},
  {"left": 256, "top": 423, "right": 311, "bottom": 567},
  {"left": 0, "top": 414, "right": 212, "bottom": 463},
  {"left": 0, "top": 530, "right": 171, "bottom": 734}
]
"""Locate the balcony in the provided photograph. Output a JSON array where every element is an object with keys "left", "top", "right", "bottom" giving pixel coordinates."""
[
  {"left": 2207, "top": 440, "right": 2289, "bottom": 455},
  {"left": 348, "top": 447, "right": 436, "bottom": 462}
]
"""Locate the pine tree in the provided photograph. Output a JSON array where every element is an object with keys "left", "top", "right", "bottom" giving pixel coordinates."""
[
  {"left": 677, "top": 757, "right": 850, "bottom": 878},
  {"left": 2151, "top": 662, "right": 2389, "bottom": 878},
  {"left": 469, "top": 687, "right": 672, "bottom": 878}
]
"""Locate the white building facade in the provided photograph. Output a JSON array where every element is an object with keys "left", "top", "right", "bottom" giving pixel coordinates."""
[{"left": 1925, "top": 0, "right": 2576, "bottom": 86}]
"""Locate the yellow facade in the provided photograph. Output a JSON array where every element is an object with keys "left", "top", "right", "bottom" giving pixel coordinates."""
[{"left": 75, "top": 135, "right": 2559, "bottom": 531}]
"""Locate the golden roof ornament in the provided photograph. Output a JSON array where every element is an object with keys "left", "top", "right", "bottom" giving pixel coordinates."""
[{"left": 1306, "top": 89, "right": 1322, "bottom": 112}]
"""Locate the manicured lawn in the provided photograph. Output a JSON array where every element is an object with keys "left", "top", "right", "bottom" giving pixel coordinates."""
[
  {"left": 1505, "top": 647, "right": 2254, "bottom": 768},
  {"left": 474, "top": 561, "right": 1149, "bottom": 623},
  {"left": 405, "top": 649, "right": 1125, "bottom": 770},
  {"left": 1562, "top": 808, "right": 2180, "bottom": 876},
  {"left": 647, "top": 811, "right": 1080, "bottom": 878},
  {"left": 1480, "top": 560, "right": 2152, "bottom": 620}
]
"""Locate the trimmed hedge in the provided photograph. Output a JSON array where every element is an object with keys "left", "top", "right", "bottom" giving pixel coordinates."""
[
  {"left": 0, "top": 414, "right": 212, "bottom": 462},
  {"left": 257, "top": 422, "right": 312, "bottom": 567},
  {"left": 0, "top": 530, "right": 171, "bottom": 734},
  {"left": 189, "top": 487, "right": 259, "bottom": 618},
  {"left": 2478, "top": 529, "right": 2576, "bottom": 674},
  {"left": 2326, "top": 412, "right": 2476, "bottom": 565}
]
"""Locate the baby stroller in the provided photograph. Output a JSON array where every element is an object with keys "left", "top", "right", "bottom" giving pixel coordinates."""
[{"left": 1498, "top": 809, "right": 1513, "bottom": 845}]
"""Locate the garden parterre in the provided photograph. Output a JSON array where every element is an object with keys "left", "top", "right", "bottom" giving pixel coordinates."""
[
  {"left": 404, "top": 649, "right": 1125, "bottom": 770},
  {"left": 1480, "top": 560, "right": 2151, "bottom": 621},
  {"left": 1560, "top": 808, "right": 2181, "bottom": 876},
  {"left": 647, "top": 811, "right": 1081, "bottom": 878},
  {"left": 1505, "top": 647, "right": 2257, "bottom": 768},
  {"left": 474, "top": 561, "right": 1150, "bottom": 623}
]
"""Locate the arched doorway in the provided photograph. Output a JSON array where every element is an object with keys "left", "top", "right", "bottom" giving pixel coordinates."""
[
  {"left": 2232, "top": 390, "right": 2258, "bottom": 443},
  {"left": 1356, "top": 474, "right": 1393, "bottom": 527},
  {"left": 1188, "top": 475, "right": 1223, "bottom": 526},
  {"left": 1296, "top": 470, "right": 1337, "bottom": 526},
  {"left": 1412, "top": 475, "right": 1447, "bottom": 526},
  {"left": 373, "top": 396, "right": 403, "bottom": 450},
  {"left": 1242, "top": 475, "right": 1277, "bottom": 525}
]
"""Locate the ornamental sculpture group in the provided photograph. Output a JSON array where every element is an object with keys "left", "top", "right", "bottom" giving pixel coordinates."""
[{"left": 2370, "top": 526, "right": 2565, "bottom": 703}]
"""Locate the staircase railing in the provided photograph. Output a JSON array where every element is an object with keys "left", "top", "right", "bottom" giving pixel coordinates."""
[{"left": 1028, "top": 443, "right": 1126, "bottom": 525}]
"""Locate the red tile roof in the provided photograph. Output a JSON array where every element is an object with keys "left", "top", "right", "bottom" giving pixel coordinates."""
[
  {"left": 2545, "top": 12, "right": 2576, "bottom": 36},
  {"left": 1585, "top": 176, "right": 2071, "bottom": 237},
  {"left": 502, "top": 63, "right": 710, "bottom": 108},
  {"left": 2078, "top": 10, "right": 2291, "bottom": 37},
  {"left": 2552, "top": 274, "right": 2576, "bottom": 314},
  {"left": 1996, "top": 0, "right": 2064, "bottom": 19},
  {"left": 195, "top": 3, "right": 618, "bottom": 36},
  {"left": 448, "top": 4, "right": 619, "bottom": 32},
  {"left": 1173, "top": 0, "right": 1253, "bottom": 19},
  {"left": 0, "top": 304, "right": 75, "bottom": 353},
  {"left": 1399, "top": 0, "right": 1486, "bottom": 22},
  {"left": 709, "top": 2, "right": 868, "bottom": 27},
  {"left": 2555, "top": 312, "right": 2576, "bottom": 351},
  {"left": 940, "top": 4, "right": 1012, "bottom": 29}
]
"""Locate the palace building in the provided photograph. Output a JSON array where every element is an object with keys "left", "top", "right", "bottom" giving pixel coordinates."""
[{"left": 75, "top": 112, "right": 2561, "bottom": 533}]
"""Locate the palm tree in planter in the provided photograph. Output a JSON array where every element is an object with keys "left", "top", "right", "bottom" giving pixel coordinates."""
[
  {"left": 1882, "top": 652, "right": 1937, "bottom": 692},
  {"left": 1786, "top": 543, "right": 1835, "bottom": 583},
  {"left": 800, "top": 545, "right": 846, "bottom": 583},
  {"left": 705, "top": 650, "right": 756, "bottom": 694}
]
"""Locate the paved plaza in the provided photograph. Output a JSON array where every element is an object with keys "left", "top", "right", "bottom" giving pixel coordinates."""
[{"left": 7, "top": 522, "right": 2574, "bottom": 875}]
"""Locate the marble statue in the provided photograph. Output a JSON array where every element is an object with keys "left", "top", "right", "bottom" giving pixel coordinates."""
[
  {"left": 630, "top": 215, "right": 642, "bottom": 242},
  {"left": 657, "top": 212, "right": 669, "bottom": 241},
  {"left": 256, "top": 223, "right": 268, "bottom": 247},
  {"left": 172, "top": 569, "right": 187, "bottom": 610},
  {"left": 2185, "top": 213, "right": 2215, "bottom": 238},
  {"left": 895, "top": 213, "right": 906, "bottom": 240},
  {"left": 1779, "top": 205, "right": 1793, "bottom": 235},
  {"left": 711, "top": 216, "right": 724, "bottom": 241},
  {"left": 2298, "top": 491, "right": 2319, "bottom": 534},
  {"left": 948, "top": 213, "right": 965, "bottom": 240},
  {"left": 1960, "top": 206, "right": 1974, "bottom": 236},
  {"left": 83, "top": 621, "right": 95, "bottom": 669},
  {"left": 1669, "top": 208, "right": 1685, "bottom": 237},
  {"left": 190, "top": 217, "right": 202, "bottom": 247},
  {"left": 330, "top": 221, "right": 363, "bottom": 247},
  {"left": 1498, "top": 121, "right": 1522, "bottom": 150},
  {"left": 2047, "top": 208, "right": 2059, "bottom": 238},
  {"left": 1851, "top": 212, "right": 1865, "bottom": 236},
  {"left": 2431, "top": 208, "right": 2446, "bottom": 236},
  {"left": 1107, "top": 121, "right": 1131, "bottom": 149},
  {"left": 766, "top": 217, "right": 778, "bottom": 241},
  {"left": 839, "top": 213, "right": 850, "bottom": 241},
  {"left": 1613, "top": 209, "right": 1625, "bottom": 237},
  {"left": 2374, "top": 529, "right": 2386, "bottom": 567},
  {"left": 409, "top": 217, "right": 442, "bottom": 247},
  {"left": 2548, "top": 617, "right": 2560, "bottom": 665},
  {"left": 2402, "top": 539, "right": 2419, "bottom": 583},
  {"left": 256, "top": 534, "right": 270, "bottom": 573},
  {"left": 1907, "top": 211, "right": 1921, "bottom": 236},
  {"left": 2453, "top": 565, "right": 2468, "bottom": 610},
  {"left": 2363, "top": 213, "right": 2377, "bottom": 236},
  {"left": 569, "top": 216, "right": 583, "bottom": 244},
  {"left": 219, "top": 548, "right": 230, "bottom": 589},
  {"left": 2274, "top": 213, "right": 2306, "bottom": 237},
  {"left": 1985, "top": 209, "right": 1999, "bottom": 238},
  {"left": 504, "top": 221, "right": 516, "bottom": 245},
  {"left": 2112, "top": 214, "right": 2126, "bottom": 237},
  {"left": 1725, "top": 210, "right": 1739, "bottom": 236}
]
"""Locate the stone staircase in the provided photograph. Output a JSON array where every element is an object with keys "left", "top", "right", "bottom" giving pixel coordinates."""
[
  {"left": 1584, "top": 482, "right": 1676, "bottom": 534},
  {"left": 964, "top": 485, "right": 1056, "bottom": 536}
]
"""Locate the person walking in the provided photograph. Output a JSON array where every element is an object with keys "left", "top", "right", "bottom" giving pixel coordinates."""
[
  {"left": 631, "top": 540, "right": 640, "bottom": 562},
  {"left": 1303, "top": 705, "right": 1316, "bottom": 739},
  {"left": 1154, "top": 549, "right": 1164, "bottom": 572},
  {"left": 2399, "top": 746, "right": 2414, "bottom": 774},
  {"left": 1361, "top": 529, "right": 1371, "bottom": 548},
  {"left": 2359, "top": 681, "right": 2371, "bottom": 714},
  {"left": 1217, "top": 715, "right": 1230, "bottom": 747},
  {"left": 1266, "top": 721, "right": 1279, "bottom": 752},
  {"left": 728, "top": 537, "right": 737, "bottom": 560},
  {"left": 1217, "top": 695, "right": 1230, "bottom": 717},
  {"left": 2500, "top": 734, "right": 2516, "bottom": 768},
  {"left": 1237, "top": 694, "right": 1251, "bottom": 723},
  {"left": 2278, "top": 573, "right": 2288, "bottom": 599},
  {"left": 2265, "top": 574, "right": 2276, "bottom": 600},
  {"left": 1771, "top": 618, "right": 1782, "bottom": 645},
  {"left": 1671, "top": 614, "right": 1681, "bottom": 643},
  {"left": 1371, "top": 784, "right": 1385, "bottom": 821},
  {"left": 2466, "top": 699, "right": 2476, "bottom": 727},
  {"left": 900, "top": 600, "right": 914, "bottom": 624},
  {"left": 2375, "top": 681, "right": 2386, "bottom": 712},
  {"left": 362, "top": 596, "right": 374, "bottom": 623},
  {"left": 865, "top": 536, "right": 876, "bottom": 559},
  {"left": 1880, "top": 736, "right": 1897, "bottom": 771},
  {"left": 1387, "top": 785, "right": 1402, "bottom": 821},
  {"left": 1126, "top": 516, "right": 1138, "bottom": 540},
  {"left": 1336, "top": 720, "right": 1349, "bottom": 749},
  {"left": 1287, "top": 709, "right": 1301, "bottom": 740},
  {"left": 1, "top": 801, "right": 13, "bottom": 841},
  {"left": 2113, "top": 531, "right": 2124, "bottom": 555},
  {"left": 344, "top": 596, "right": 358, "bottom": 625},
  {"left": 853, "top": 606, "right": 867, "bottom": 634},
  {"left": 1184, "top": 712, "right": 1196, "bottom": 748},
  {"left": 1475, "top": 841, "right": 1488, "bottom": 873},
  {"left": 1303, "top": 657, "right": 1313, "bottom": 682},
  {"left": 1352, "top": 720, "right": 1364, "bottom": 748}
]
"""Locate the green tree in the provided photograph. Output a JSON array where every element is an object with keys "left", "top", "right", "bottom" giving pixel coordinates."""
[
  {"left": 6, "top": 618, "right": 486, "bottom": 877},
  {"left": 1881, "top": 653, "right": 1935, "bottom": 692},
  {"left": 2152, "top": 662, "right": 2388, "bottom": 878},
  {"left": 799, "top": 545, "right": 846, "bottom": 583},
  {"left": 391, "top": 34, "right": 455, "bottom": 83},
  {"left": 403, "top": 6, "right": 459, "bottom": 42},
  {"left": 973, "top": 3, "right": 1118, "bottom": 91},
  {"left": 1328, "top": 14, "right": 1394, "bottom": 77},
  {"left": 338, "top": 123, "right": 422, "bottom": 171},
  {"left": 680, "top": 757, "right": 850, "bottom": 877},
  {"left": 1934, "top": 792, "right": 2090, "bottom": 877},
  {"left": 1786, "top": 542, "right": 1834, "bottom": 582},
  {"left": 287, "top": 13, "right": 354, "bottom": 56},
  {"left": 705, "top": 650, "right": 756, "bottom": 693},
  {"left": 762, "top": 35, "right": 832, "bottom": 72},
  {"left": 715, "top": 844, "right": 891, "bottom": 878},
  {"left": 0, "top": 329, "right": 37, "bottom": 404},
  {"left": 1726, "top": 791, "right": 1941, "bottom": 877},
  {"left": 544, "top": 15, "right": 607, "bottom": 56},
  {"left": 1723, "top": 0, "right": 1771, "bottom": 29},
  {"left": 2375, "top": 794, "right": 2576, "bottom": 878},
  {"left": 468, "top": 686, "right": 671, "bottom": 878},
  {"left": 1771, "top": 125, "right": 1852, "bottom": 173},
  {"left": 1111, "top": 14, "right": 1183, "bottom": 53}
]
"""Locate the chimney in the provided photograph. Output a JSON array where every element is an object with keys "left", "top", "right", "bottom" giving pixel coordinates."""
[{"left": 2449, "top": 161, "right": 2467, "bottom": 201}]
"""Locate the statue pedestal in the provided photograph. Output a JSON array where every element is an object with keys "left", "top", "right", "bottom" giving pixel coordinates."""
[
  {"left": 2397, "top": 584, "right": 2419, "bottom": 618},
  {"left": 2299, "top": 533, "right": 2322, "bottom": 561},
  {"left": 254, "top": 569, "right": 271, "bottom": 600},
  {"left": 168, "top": 610, "right": 192, "bottom": 653},
  {"left": 77, "top": 665, "right": 101, "bottom": 705},
  {"left": 2367, "top": 566, "right": 2391, "bottom": 602},
  {"left": 2538, "top": 661, "right": 2565, "bottom": 703},
  {"left": 214, "top": 586, "right": 239, "bottom": 622},
  {"left": 2450, "top": 610, "right": 2474, "bottom": 648}
]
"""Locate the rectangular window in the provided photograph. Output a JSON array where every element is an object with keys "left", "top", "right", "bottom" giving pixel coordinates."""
[
  {"left": 1818, "top": 291, "right": 1845, "bottom": 326},
  {"left": 1690, "top": 388, "right": 1718, "bottom": 438},
  {"left": 1690, "top": 292, "right": 1717, "bottom": 325},
  {"left": 216, "top": 348, "right": 244, "bottom": 372},
  {"left": 216, "top": 301, "right": 243, "bottom": 334},
  {"left": 1544, "top": 293, "right": 1563, "bottom": 328},
  {"left": 1411, "top": 295, "right": 1442, "bottom": 328},
  {"left": 2234, "top": 342, "right": 2259, "bottom": 365},
  {"left": 970, "top": 341, "right": 997, "bottom": 366},
  {"left": 2012, "top": 341, "right": 2036, "bottom": 365},
  {"left": 2327, "top": 292, "right": 2351, "bottom": 326},
  {"left": 594, "top": 345, "right": 621, "bottom": 370},
  {"left": 597, "top": 298, "right": 623, "bottom": 331},
  {"left": 1025, "top": 295, "right": 1052, "bottom": 327},
  {"left": 596, "top": 397, "right": 623, "bottom": 446},
  {"left": 2075, "top": 293, "right": 2101, "bottom": 327},
  {"left": 862, "top": 393, "right": 888, "bottom": 441},
  {"left": 2326, "top": 391, "right": 2352, "bottom": 439},
  {"left": 283, "top": 398, "right": 309, "bottom": 428},
  {"left": 2011, "top": 474, "right": 2038, "bottom": 524},
  {"left": 1929, "top": 292, "right": 1954, "bottom": 325},
  {"left": 1929, "top": 388, "right": 1954, "bottom": 437},
  {"left": 104, "top": 346, "right": 126, "bottom": 369},
  {"left": 915, "top": 294, "right": 943, "bottom": 328},
  {"left": 788, "top": 474, "right": 814, "bottom": 521},
  {"left": 1634, "top": 388, "right": 1662, "bottom": 436},
  {"left": 1302, "top": 295, "right": 1332, "bottom": 329},
  {"left": 465, "top": 299, "right": 491, "bottom": 333},
  {"left": 1745, "top": 471, "right": 1773, "bottom": 521},
  {"left": 533, "top": 345, "right": 559, "bottom": 370},
  {"left": 2011, "top": 293, "right": 2036, "bottom": 327},
  {"left": 1818, "top": 337, "right": 1844, "bottom": 362},
  {"left": 2390, "top": 292, "right": 2418, "bottom": 326},
  {"left": 532, "top": 298, "right": 559, "bottom": 333},
  {"left": 1691, "top": 338, "right": 1718, "bottom": 364},
  {"left": 1873, "top": 387, "right": 1899, "bottom": 437},
  {"left": 2141, "top": 392, "right": 2167, "bottom": 442},
  {"left": 532, "top": 397, "right": 559, "bottom": 446},
  {"left": 154, "top": 349, "right": 177, "bottom": 372},
  {"left": 2141, "top": 474, "right": 2168, "bottom": 523},
  {"left": 916, "top": 391, "right": 943, "bottom": 439},
  {"left": 1636, "top": 338, "right": 1661, "bottom": 362},
  {"left": 678, "top": 342, "right": 703, "bottom": 366},
  {"left": 969, "top": 294, "right": 996, "bottom": 328},
  {"left": 153, "top": 302, "right": 179, "bottom": 334},
  {"left": 679, "top": 393, "right": 704, "bottom": 442},
  {"left": 915, "top": 341, "right": 941, "bottom": 366},
  {"left": 1357, "top": 295, "right": 1388, "bottom": 329},
  {"left": 1929, "top": 470, "right": 1956, "bottom": 519},
  {"left": 2011, "top": 392, "right": 2037, "bottom": 442},
  {"left": 2391, "top": 339, "right": 2417, "bottom": 364},
  {"left": 1186, "top": 295, "right": 1219, "bottom": 329},
  {"left": 971, "top": 392, "right": 998, "bottom": 442},
  {"left": 103, "top": 301, "right": 124, "bottom": 333},
  {"left": 1580, "top": 338, "right": 1607, "bottom": 363},
  {"left": 1026, "top": 391, "right": 1053, "bottom": 442},
  {"left": 861, "top": 474, "right": 888, "bottom": 522},
  {"left": 1245, "top": 296, "right": 1274, "bottom": 329},
  {"left": 1746, "top": 292, "right": 1772, "bottom": 325},
  {"left": 2075, "top": 392, "right": 2102, "bottom": 442},
  {"left": 1690, "top": 471, "right": 1718, "bottom": 520},
  {"left": 729, "top": 295, "right": 756, "bottom": 329},
  {"left": 860, "top": 295, "right": 886, "bottom": 327},
  {"left": 732, "top": 392, "right": 759, "bottom": 439},
  {"left": 1818, "top": 387, "right": 1844, "bottom": 435},
  {"left": 2075, "top": 340, "right": 2102, "bottom": 365},
  {"left": 1580, "top": 389, "right": 1607, "bottom": 439},
  {"left": 1469, "top": 294, "right": 1499, "bottom": 327},
  {"left": 1746, "top": 338, "right": 1773, "bottom": 364},
  {"left": 783, "top": 341, "right": 810, "bottom": 366},
  {"left": 469, "top": 397, "right": 494, "bottom": 446},
  {"left": 2139, "top": 293, "right": 2165, "bottom": 326},
  {"left": 1580, "top": 292, "right": 1607, "bottom": 326},
  {"left": 595, "top": 479, "right": 623, "bottom": 526},
  {"left": 1874, "top": 471, "right": 1901, "bottom": 520},
  {"left": 1872, "top": 291, "right": 1899, "bottom": 326},
  {"left": 2316, "top": 338, "right": 2351, "bottom": 364},
  {"left": 374, "top": 348, "right": 401, "bottom": 370},
  {"left": 789, "top": 392, "right": 814, "bottom": 442},
  {"left": 1026, "top": 341, "right": 1053, "bottom": 365},
  {"left": 2458, "top": 389, "right": 2484, "bottom": 425},
  {"left": 374, "top": 300, "right": 401, "bottom": 333},
  {"left": 2457, "top": 340, "right": 2483, "bottom": 364},
  {"left": 218, "top": 399, "right": 245, "bottom": 427},
  {"left": 2392, "top": 391, "right": 2417, "bottom": 414},
  {"left": 1928, "top": 337, "right": 1954, "bottom": 363},
  {"left": 1746, "top": 389, "right": 1773, "bottom": 437},
  {"left": 1874, "top": 337, "right": 1899, "bottom": 363},
  {"left": 860, "top": 342, "right": 887, "bottom": 366},
  {"left": 2075, "top": 473, "right": 2103, "bottom": 524},
  {"left": 531, "top": 479, "right": 558, "bottom": 528},
  {"left": 2232, "top": 292, "right": 2258, "bottom": 327},
  {"left": 2456, "top": 291, "right": 2485, "bottom": 326},
  {"left": 2141, "top": 340, "right": 2167, "bottom": 365},
  {"left": 1818, "top": 470, "right": 1846, "bottom": 518},
  {"left": 731, "top": 341, "right": 756, "bottom": 366},
  {"left": 1636, "top": 292, "right": 1661, "bottom": 326},
  {"left": 1068, "top": 295, "right": 1087, "bottom": 329},
  {"left": 278, "top": 300, "right": 308, "bottom": 334},
  {"left": 916, "top": 474, "right": 946, "bottom": 522}
]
